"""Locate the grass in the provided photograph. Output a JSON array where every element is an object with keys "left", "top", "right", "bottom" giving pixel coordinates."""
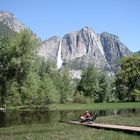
[
  {"left": 48, "top": 102, "right": 140, "bottom": 111},
  {"left": 6, "top": 102, "right": 140, "bottom": 111},
  {"left": 0, "top": 122, "right": 140, "bottom": 140}
]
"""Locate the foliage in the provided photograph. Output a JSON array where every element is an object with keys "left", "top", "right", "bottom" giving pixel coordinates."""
[
  {"left": 77, "top": 65, "right": 113, "bottom": 102},
  {"left": 0, "top": 30, "right": 39, "bottom": 105},
  {"left": 0, "top": 32, "right": 75, "bottom": 106},
  {"left": 39, "top": 73, "right": 59, "bottom": 104},
  {"left": 97, "top": 73, "right": 112, "bottom": 102},
  {"left": 73, "top": 91, "right": 94, "bottom": 103},
  {"left": 7, "top": 80, "right": 22, "bottom": 105},
  {"left": 115, "top": 55, "right": 140, "bottom": 101},
  {"left": 77, "top": 65, "right": 99, "bottom": 97},
  {"left": 53, "top": 67, "right": 75, "bottom": 103},
  {"left": 0, "top": 34, "right": 15, "bottom": 105}
]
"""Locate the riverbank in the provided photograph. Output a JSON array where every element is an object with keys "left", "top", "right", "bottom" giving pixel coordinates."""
[
  {"left": 5, "top": 102, "right": 140, "bottom": 111},
  {"left": 0, "top": 121, "right": 140, "bottom": 140},
  {"left": 48, "top": 102, "right": 140, "bottom": 111},
  {"left": 1, "top": 102, "right": 140, "bottom": 140}
]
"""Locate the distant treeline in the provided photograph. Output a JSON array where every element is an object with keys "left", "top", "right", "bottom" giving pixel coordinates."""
[{"left": 0, "top": 30, "right": 140, "bottom": 107}]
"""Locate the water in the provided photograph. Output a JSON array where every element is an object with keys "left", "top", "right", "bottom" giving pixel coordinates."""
[
  {"left": 56, "top": 40, "right": 63, "bottom": 69},
  {"left": 0, "top": 109, "right": 140, "bottom": 128}
]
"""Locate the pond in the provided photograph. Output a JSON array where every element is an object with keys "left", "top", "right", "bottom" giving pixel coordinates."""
[{"left": 0, "top": 108, "right": 140, "bottom": 127}]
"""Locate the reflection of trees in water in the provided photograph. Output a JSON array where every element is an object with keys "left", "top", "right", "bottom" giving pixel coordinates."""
[
  {"left": 60, "top": 110, "right": 84, "bottom": 121},
  {"left": 0, "top": 111, "right": 6, "bottom": 127},
  {"left": 0, "top": 108, "right": 140, "bottom": 127},
  {"left": 0, "top": 110, "right": 60, "bottom": 127},
  {"left": 95, "top": 108, "right": 139, "bottom": 117},
  {"left": 18, "top": 110, "right": 61, "bottom": 124}
]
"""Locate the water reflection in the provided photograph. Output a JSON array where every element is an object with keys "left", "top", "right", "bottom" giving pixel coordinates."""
[
  {"left": 0, "top": 108, "right": 140, "bottom": 128},
  {"left": 93, "top": 108, "right": 140, "bottom": 117}
]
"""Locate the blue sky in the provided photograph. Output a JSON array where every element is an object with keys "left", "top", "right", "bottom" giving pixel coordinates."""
[{"left": 0, "top": 0, "right": 140, "bottom": 52}]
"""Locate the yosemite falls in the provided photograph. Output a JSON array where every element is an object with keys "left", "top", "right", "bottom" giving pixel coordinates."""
[{"left": 56, "top": 40, "right": 63, "bottom": 69}]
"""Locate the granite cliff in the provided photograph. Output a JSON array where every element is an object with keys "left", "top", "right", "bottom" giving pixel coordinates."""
[{"left": 39, "top": 27, "right": 132, "bottom": 75}]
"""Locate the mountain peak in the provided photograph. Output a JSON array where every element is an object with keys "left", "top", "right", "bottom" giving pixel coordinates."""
[
  {"left": 101, "top": 32, "right": 119, "bottom": 41},
  {"left": 0, "top": 11, "right": 26, "bottom": 32},
  {"left": 0, "top": 11, "right": 15, "bottom": 18},
  {"left": 81, "top": 26, "right": 95, "bottom": 33},
  {"left": 43, "top": 36, "right": 61, "bottom": 43},
  {"left": 81, "top": 26, "right": 92, "bottom": 30}
]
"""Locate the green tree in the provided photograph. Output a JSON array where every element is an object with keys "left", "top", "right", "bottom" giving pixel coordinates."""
[
  {"left": 98, "top": 73, "right": 112, "bottom": 102},
  {"left": 77, "top": 65, "right": 113, "bottom": 103},
  {"left": 39, "top": 73, "right": 59, "bottom": 104},
  {"left": 115, "top": 55, "right": 140, "bottom": 101},
  {"left": 20, "top": 57, "right": 58, "bottom": 105},
  {"left": 7, "top": 80, "right": 22, "bottom": 105},
  {"left": 77, "top": 65, "right": 100, "bottom": 102},
  {"left": 14, "top": 30, "right": 39, "bottom": 103},
  {"left": 0, "top": 30, "right": 40, "bottom": 106},
  {"left": 0, "top": 35, "right": 15, "bottom": 105},
  {"left": 53, "top": 67, "right": 75, "bottom": 103}
]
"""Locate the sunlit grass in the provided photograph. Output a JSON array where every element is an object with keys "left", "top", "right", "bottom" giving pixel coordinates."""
[
  {"left": 7, "top": 102, "right": 140, "bottom": 111},
  {"left": 48, "top": 102, "right": 140, "bottom": 111}
]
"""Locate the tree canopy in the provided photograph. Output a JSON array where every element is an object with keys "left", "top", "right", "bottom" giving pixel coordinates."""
[
  {"left": 115, "top": 55, "right": 140, "bottom": 101},
  {"left": 77, "top": 65, "right": 112, "bottom": 103},
  {"left": 0, "top": 30, "right": 39, "bottom": 105}
]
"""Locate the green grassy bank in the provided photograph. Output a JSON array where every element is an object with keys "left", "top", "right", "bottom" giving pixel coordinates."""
[
  {"left": 6, "top": 102, "right": 140, "bottom": 111},
  {"left": 0, "top": 121, "right": 140, "bottom": 140},
  {"left": 48, "top": 102, "right": 140, "bottom": 111}
]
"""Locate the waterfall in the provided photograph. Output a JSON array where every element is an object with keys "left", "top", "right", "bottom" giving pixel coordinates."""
[{"left": 56, "top": 40, "right": 63, "bottom": 69}]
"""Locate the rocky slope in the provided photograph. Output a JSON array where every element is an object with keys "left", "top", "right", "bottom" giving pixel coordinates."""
[
  {"left": 0, "top": 11, "right": 26, "bottom": 32},
  {"left": 100, "top": 32, "right": 131, "bottom": 73},
  {"left": 40, "top": 27, "right": 132, "bottom": 75}
]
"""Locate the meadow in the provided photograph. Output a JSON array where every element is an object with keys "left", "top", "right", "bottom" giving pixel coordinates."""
[{"left": 0, "top": 102, "right": 140, "bottom": 140}]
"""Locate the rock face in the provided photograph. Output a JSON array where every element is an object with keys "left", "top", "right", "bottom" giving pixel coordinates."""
[
  {"left": 40, "top": 27, "right": 132, "bottom": 75},
  {"left": 0, "top": 11, "right": 41, "bottom": 45},
  {"left": 0, "top": 11, "right": 26, "bottom": 32},
  {"left": 100, "top": 32, "right": 131, "bottom": 73},
  {"left": 61, "top": 27, "right": 110, "bottom": 71},
  {"left": 38, "top": 36, "right": 61, "bottom": 62}
]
